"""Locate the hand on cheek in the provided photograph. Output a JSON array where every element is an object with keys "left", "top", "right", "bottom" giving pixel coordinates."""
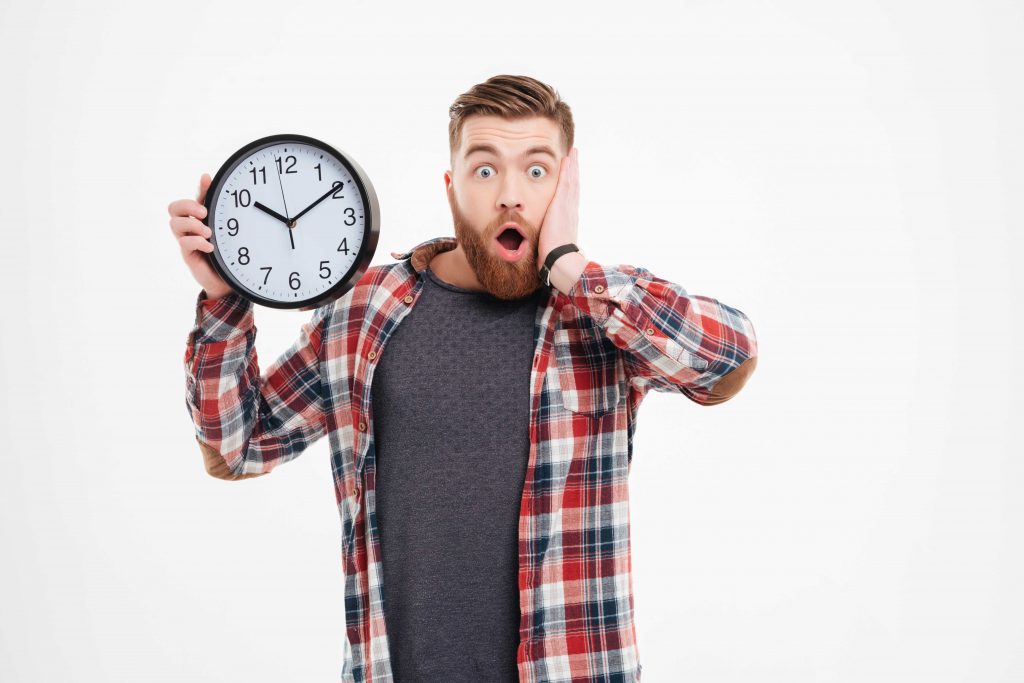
[{"left": 536, "top": 147, "right": 580, "bottom": 272}]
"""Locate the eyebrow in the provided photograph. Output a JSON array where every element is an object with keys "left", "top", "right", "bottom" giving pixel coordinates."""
[{"left": 464, "top": 143, "right": 558, "bottom": 161}]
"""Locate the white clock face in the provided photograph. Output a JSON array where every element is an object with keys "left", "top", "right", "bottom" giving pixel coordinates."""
[{"left": 210, "top": 140, "right": 367, "bottom": 304}]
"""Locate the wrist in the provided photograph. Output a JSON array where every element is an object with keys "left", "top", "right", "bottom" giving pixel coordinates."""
[
  {"left": 202, "top": 286, "right": 233, "bottom": 302},
  {"left": 539, "top": 242, "right": 581, "bottom": 288},
  {"left": 547, "top": 250, "right": 588, "bottom": 295}
]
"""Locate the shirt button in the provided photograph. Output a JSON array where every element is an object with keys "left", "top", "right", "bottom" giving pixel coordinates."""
[
  {"left": 594, "top": 285, "right": 605, "bottom": 293},
  {"left": 358, "top": 421, "right": 366, "bottom": 431},
  {"left": 646, "top": 327, "right": 655, "bottom": 335},
  {"left": 368, "top": 351, "right": 376, "bottom": 360},
  {"left": 403, "top": 294, "right": 413, "bottom": 304}
]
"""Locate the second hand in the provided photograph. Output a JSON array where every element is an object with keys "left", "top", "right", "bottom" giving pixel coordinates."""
[{"left": 272, "top": 150, "right": 296, "bottom": 250}]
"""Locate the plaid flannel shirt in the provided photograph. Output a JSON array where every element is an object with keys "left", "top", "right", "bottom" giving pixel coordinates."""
[{"left": 183, "top": 235, "right": 759, "bottom": 682}]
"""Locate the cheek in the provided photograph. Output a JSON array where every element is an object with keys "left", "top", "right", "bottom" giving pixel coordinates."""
[
  {"left": 537, "top": 177, "right": 557, "bottom": 199},
  {"left": 459, "top": 189, "right": 489, "bottom": 218}
]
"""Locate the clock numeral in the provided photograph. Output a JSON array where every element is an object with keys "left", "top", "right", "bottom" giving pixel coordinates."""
[
  {"left": 332, "top": 181, "right": 344, "bottom": 199},
  {"left": 249, "top": 166, "right": 267, "bottom": 185},
  {"left": 275, "top": 155, "right": 297, "bottom": 175},
  {"left": 344, "top": 207, "right": 356, "bottom": 226},
  {"left": 314, "top": 163, "right": 322, "bottom": 182},
  {"left": 337, "top": 238, "right": 350, "bottom": 254},
  {"left": 227, "top": 217, "right": 239, "bottom": 236},
  {"left": 231, "top": 189, "right": 251, "bottom": 208},
  {"left": 319, "top": 261, "right": 331, "bottom": 279},
  {"left": 289, "top": 271, "right": 301, "bottom": 290},
  {"left": 238, "top": 246, "right": 250, "bottom": 265},
  {"left": 259, "top": 266, "right": 272, "bottom": 285}
]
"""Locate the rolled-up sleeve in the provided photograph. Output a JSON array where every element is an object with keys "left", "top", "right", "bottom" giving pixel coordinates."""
[
  {"left": 565, "top": 261, "right": 758, "bottom": 406},
  {"left": 183, "top": 289, "right": 332, "bottom": 479}
]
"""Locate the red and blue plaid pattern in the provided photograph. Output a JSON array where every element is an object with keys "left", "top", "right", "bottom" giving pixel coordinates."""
[{"left": 184, "top": 235, "right": 758, "bottom": 682}]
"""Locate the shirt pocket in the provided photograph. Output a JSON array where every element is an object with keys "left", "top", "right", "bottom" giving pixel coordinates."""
[{"left": 552, "top": 319, "right": 621, "bottom": 418}]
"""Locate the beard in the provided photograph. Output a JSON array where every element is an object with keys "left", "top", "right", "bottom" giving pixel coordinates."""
[{"left": 447, "top": 190, "right": 544, "bottom": 301}]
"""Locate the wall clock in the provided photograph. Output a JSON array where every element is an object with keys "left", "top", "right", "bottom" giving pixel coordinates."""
[{"left": 203, "top": 133, "right": 380, "bottom": 310}]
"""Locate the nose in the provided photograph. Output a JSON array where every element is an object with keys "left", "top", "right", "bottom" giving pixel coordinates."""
[{"left": 497, "top": 176, "right": 524, "bottom": 214}]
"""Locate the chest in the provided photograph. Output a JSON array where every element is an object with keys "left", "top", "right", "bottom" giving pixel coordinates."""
[{"left": 370, "top": 288, "right": 539, "bottom": 416}]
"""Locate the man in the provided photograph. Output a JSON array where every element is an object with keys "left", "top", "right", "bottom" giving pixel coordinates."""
[{"left": 170, "top": 74, "right": 758, "bottom": 683}]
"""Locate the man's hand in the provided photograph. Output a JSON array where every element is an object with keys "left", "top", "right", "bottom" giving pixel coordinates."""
[
  {"left": 536, "top": 147, "right": 580, "bottom": 272},
  {"left": 167, "top": 173, "right": 234, "bottom": 301},
  {"left": 537, "top": 147, "right": 588, "bottom": 294}
]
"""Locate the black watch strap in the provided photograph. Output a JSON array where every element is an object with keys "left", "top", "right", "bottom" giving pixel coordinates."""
[{"left": 539, "top": 243, "right": 580, "bottom": 287}]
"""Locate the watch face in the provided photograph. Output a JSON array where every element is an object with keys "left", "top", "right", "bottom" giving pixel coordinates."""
[{"left": 204, "top": 133, "right": 379, "bottom": 310}]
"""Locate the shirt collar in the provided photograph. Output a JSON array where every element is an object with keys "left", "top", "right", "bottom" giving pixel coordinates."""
[{"left": 389, "top": 236, "right": 459, "bottom": 274}]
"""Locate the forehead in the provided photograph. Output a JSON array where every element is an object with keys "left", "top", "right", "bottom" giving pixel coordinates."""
[{"left": 458, "top": 114, "right": 562, "bottom": 157}]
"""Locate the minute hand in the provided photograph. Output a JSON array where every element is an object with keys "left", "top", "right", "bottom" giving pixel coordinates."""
[{"left": 291, "top": 184, "right": 340, "bottom": 223}]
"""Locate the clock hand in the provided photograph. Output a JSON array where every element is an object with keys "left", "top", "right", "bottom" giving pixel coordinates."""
[
  {"left": 271, "top": 152, "right": 298, "bottom": 250},
  {"left": 273, "top": 155, "right": 292, "bottom": 219},
  {"left": 290, "top": 183, "right": 340, "bottom": 224},
  {"left": 253, "top": 201, "right": 291, "bottom": 226}
]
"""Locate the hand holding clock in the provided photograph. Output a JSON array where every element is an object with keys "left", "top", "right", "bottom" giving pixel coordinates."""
[
  {"left": 167, "top": 170, "right": 342, "bottom": 303},
  {"left": 168, "top": 171, "right": 340, "bottom": 301},
  {"left": 167, "top": 172, "right": 233, "bottom": 301}
]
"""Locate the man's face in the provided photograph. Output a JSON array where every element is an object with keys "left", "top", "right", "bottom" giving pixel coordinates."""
[{"left": 445, "top": 114, "right": 565, "bottom": 300}]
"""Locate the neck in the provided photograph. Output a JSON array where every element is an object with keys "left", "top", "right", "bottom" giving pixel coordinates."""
[{"left": 428, "top": 246, "right": 486, "bottom": 292}]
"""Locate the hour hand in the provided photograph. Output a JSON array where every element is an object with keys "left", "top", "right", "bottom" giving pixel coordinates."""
[{"left": 253, "top": 200, "right": 291, "bottom": 226}]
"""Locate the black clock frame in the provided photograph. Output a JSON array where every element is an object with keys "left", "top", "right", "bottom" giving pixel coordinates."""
[{"left": 202, "top": 133, "right": 380, "bottom": 311}]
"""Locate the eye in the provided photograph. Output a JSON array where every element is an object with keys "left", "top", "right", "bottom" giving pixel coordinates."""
[
  {"left": 474, "top": 165, "right": 495, "bottom": 179},
  {"left": 528, "top": 164, "right": 547, "bottom": 179}
]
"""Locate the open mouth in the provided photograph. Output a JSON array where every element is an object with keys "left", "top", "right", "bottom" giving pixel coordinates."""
[{"left": 495, "top": 224, "right": 527, "bottom": 260}]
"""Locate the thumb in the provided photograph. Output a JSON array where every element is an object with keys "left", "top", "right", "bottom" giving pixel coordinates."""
[{"left": 197, "top": 173, "right": 212, "bottom": 204}]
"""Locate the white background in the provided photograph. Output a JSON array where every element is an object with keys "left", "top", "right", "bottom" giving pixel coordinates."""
[{"left": 1, "top": 0, "right": 1021, "bottom": 681}]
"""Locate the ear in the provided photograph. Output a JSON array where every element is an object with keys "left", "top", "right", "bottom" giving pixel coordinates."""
[{"left": 444, "top": 170, "right": 453, "bottom": 194}]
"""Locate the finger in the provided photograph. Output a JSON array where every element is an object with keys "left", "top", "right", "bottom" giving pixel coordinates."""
[
  {"left": 168, "top": 198, "right": 207, "bottom": 220},
  {"left": 573, "top": 149, "right": 580, "bottom": 188},
  {"left": 179, "top": 234, "right": 215, "bottom": 256},
  {"left": 197, "top": 173, "right": 212, "bottom": 204},
  {"left": 561, "top": 154, "right": 574, "bottom": 195},
  {"left": 556, "top": 154, "right": 570, "bottom": 192},
  {"left": 169, "top": 215, "right": 211, "bottom": 238}
]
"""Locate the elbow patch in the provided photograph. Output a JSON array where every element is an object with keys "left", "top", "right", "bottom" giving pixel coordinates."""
[
  {"left": 196, "top": 437, "right": 267, "bottom": 481},
  {"left": 704, "top": 355, "right": 758, "bottom": 406}
]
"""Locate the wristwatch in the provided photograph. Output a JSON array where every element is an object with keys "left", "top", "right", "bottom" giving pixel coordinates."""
[{"left": 539, "top": 243, "right": 581, "bottom": 287}]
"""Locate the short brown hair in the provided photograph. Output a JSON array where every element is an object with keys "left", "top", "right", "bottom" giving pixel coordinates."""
[{"left": 448, "top": 74, "right": 574, "bottom": 165}]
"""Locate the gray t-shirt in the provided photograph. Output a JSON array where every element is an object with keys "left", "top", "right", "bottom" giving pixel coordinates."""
[{"left": 370, "top": 265, "right": 543, "bottom": 682}]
